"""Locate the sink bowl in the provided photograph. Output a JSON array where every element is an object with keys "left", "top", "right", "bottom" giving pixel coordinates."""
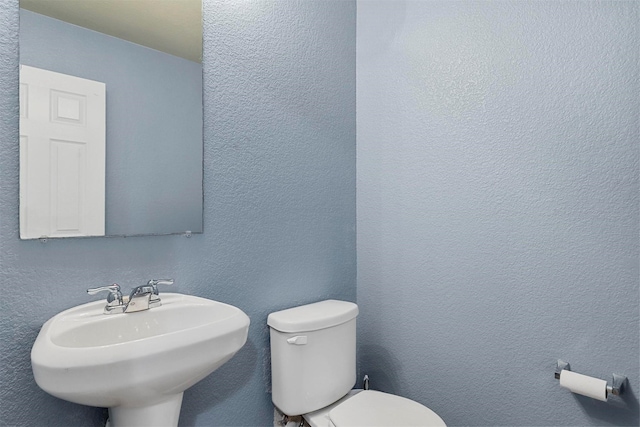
[{"left": 31, "top": 293, "right": 250, "bottom": 427}]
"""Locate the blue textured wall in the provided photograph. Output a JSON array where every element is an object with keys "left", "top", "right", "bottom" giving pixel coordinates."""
[
  {"left": 0, "top": 0, "right": 356, "bottom": 425},
  {"left": 20, "top": 9, "right": 203, "bottom": 236},
  {"left": 357, "top": 1, "right": 639, "bottom": 426}
]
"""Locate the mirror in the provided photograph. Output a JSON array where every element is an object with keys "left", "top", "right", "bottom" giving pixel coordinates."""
[{"left": 19, "top": 0, "right": 203, "bottom": 239}]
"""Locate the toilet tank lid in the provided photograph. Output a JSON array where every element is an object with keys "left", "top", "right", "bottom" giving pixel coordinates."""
[{"left": 267, "top": 300, "right": 358, "bottom": 333}]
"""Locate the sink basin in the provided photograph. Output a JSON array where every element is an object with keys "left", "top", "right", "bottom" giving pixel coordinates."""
[{"left": 31, "top": 293, "right": 250, "bottom": 427}]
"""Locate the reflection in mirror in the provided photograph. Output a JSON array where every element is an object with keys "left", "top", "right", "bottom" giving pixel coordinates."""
[{"left": 19, "top": 0, "right": 203, "bottom": 239}]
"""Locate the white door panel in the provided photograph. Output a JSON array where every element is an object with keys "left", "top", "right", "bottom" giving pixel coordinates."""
[{"left": 19, "top": 65, "right": 106, "bottom": 239}]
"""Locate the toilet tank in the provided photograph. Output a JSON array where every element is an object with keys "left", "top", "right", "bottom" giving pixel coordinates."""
[{"left": 268, "top": 300, "right": 359, "bottom": 416}]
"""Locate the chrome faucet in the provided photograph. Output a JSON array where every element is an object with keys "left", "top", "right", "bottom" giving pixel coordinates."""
[{"left": 87, "top": 279, "right": 174, "bottom": 314}]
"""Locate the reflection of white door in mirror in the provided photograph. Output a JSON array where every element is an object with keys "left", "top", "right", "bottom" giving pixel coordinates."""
[{"left": 19, "top": 65, "right": 106, "bottom": 239}]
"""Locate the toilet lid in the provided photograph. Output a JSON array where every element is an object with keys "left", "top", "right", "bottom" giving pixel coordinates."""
[{"left": 328, "top": 390, "right": 446, "bottom": 427}]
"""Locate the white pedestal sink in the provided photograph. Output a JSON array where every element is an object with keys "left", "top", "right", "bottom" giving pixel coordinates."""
[{"left": 31, "top": 293, "right": 250, "bottom": 427}]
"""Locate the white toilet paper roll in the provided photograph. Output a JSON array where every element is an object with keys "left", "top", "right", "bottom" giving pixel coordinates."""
[{"left": 559, "top": 370, "right": 608, "bottom": 402}]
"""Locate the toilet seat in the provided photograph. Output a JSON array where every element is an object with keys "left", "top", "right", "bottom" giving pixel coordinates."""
[{"left": 328, "top": 390, "right": 446, "bottom": 427}]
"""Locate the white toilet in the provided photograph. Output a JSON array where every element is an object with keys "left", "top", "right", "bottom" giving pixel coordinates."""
[{"left": 268, "top": 300, "right": 447, "bottom": 427}]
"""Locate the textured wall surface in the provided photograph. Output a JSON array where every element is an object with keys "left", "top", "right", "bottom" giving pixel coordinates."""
[
  {"left": 0, "top": 0, "right": 356, "bottom": 425},
  {"left": 20, "top": 9, "right": 203, "bottom": 236},
  {"left": 357, "top": 1, "right": 638, "bottom": 426}
]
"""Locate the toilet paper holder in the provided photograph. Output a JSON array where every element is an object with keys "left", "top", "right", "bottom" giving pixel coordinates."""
[{"left": 555, "top": 360, "right": 627, "bottom": 397}]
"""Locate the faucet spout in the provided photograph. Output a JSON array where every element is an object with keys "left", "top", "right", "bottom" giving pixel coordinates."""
[
  {"left": 125, "top": 285, "right": 156, "bottom": 313},
  {"left": 124, "top": 279, "right": 173, "bottom": 313}
]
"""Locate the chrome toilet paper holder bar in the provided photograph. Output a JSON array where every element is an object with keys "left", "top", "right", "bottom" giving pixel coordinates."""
[{"left": 555, "top": 359, "right": 627, "bottom": 397}]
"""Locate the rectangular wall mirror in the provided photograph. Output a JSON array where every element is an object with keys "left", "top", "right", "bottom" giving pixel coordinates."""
[{"left": 19, "top": 0, "right": 203, "bottom": 239}]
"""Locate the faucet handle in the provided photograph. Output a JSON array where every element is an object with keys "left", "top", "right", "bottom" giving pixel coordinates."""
[
  {"left": 146, "top": 279, "right": 174, "bottom": 294},
  {"left": 87, "top": 283, "right": 120, "bottom": 295},
  {"left": 87, "top": 284, "right": 123, "bottom": 305}
]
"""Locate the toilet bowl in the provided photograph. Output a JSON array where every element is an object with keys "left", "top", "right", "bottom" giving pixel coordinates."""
[
  {"left": 304, "top": 389, "right": 446, "bottom": 427},
  {"left": 267, "top": 300, "right": 446, "bottom": 427}
]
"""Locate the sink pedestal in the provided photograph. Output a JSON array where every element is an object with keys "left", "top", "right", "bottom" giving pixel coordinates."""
[{"left": 108, "top": 393, "right": 183, "bottom": 427}]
